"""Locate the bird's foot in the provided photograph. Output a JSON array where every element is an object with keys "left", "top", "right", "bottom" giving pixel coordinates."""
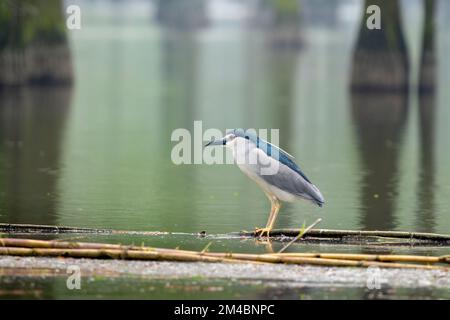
[{"left": 255, "top": 227, "right": 272, "bottom": 238}]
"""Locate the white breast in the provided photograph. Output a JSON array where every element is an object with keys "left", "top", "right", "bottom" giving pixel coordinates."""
[{"left": 227, "top": 137, "right": 298, "bottom": 202}]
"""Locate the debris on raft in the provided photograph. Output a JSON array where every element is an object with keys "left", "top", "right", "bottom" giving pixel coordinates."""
[{"left": 0, "top": 237, "right": 449, "bottom": 270}]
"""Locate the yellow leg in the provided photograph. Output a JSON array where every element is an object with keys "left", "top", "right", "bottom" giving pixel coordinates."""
[
  {"left": 256, "top": 196, "right": 281, "bottom": 238},
  {"left": 266, "top": 199, "right": 281, "bottom": 230}
]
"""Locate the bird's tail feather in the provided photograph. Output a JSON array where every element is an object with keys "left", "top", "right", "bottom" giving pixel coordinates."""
[{"left": 310, "top": 184, "right": 325, "bottom": 207}]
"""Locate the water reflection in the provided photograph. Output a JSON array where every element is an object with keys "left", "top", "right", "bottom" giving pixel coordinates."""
[
  {"left": 416, "top": 90, "right": 436, "bottom": 232},
  {"left": 350, "top": 0, "right": 410, "bottom": 230},
  {"left": 160, "top": 31, "right": 200, "bottom": 132},
  {"left": 158, "top": 31, "right": 200, "bottom": 230},
  {"left": 416, "top": 0, "right": 437, "bottom": 232},
  {"left": 259, "top": 45, "right": 300, "bottom": 229},
  {"left": 0, "top": 87, "right": 72, "bottom": 224},
  {"left": 350, "top": 92, "right": 408, "bottom": 230}
]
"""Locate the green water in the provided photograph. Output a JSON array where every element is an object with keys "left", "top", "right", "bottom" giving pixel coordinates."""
[
  {"left": 1, "top": 276, "right": 447, "bottom": 300},
  {"left": 1, "top": 1, "right": 450, "bottom": 299}
]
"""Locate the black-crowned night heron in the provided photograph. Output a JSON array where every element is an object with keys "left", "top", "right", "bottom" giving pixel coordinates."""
[{"left": 205, "top": 128, "right": 324, "bottom": 237}]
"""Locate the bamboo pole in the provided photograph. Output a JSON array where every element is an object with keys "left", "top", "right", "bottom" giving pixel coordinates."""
[
  {"left": 0, "top": 237, "right": 139, "bottom": 250},
  {"left": 0, "top": 246, "right": 446, "bottom": 270},
  {"left": 1, "top": 238, "right": 449, "bottom": 264},
  {"left": 0, "top": 237, "right": 449, "bottom": 270},
  {"left": 268, "top": 253, "right": 450, "bottom": 264},
  {"left": 0, "top": 247, "right": 252, "bottom": 264},
  {"left": 202, "top": 252, "right": 449, "bottom": 269}
]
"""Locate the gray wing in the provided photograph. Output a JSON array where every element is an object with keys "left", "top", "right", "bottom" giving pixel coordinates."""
[{"left": 260, "top": 162, "right": 324, "bottom": 206}]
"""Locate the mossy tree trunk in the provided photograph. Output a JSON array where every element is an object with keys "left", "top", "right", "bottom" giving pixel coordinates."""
[
  {"left": 351, "top": 0, "right": 409, "bottom": 92},
  {"left": 0, "top": 0, "right": 72, "bottom": 86}
]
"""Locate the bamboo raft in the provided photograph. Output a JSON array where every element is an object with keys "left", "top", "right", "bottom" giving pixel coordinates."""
[
  {"left": 0, "top": 237, "right": 449, "bottom": 271},
  {"left": 1, "top": 222, "right": 450, "bottom": 270}
]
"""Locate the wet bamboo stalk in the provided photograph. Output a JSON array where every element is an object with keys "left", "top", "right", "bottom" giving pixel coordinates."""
[
  {"left": 0, "top": 246, "right": 445, "bottom": 270},
  {"left": 203, "top": 252, "right": 449, "bottom": 268},
  {"left": 0, "top": 237, "right": 139, "bottom": 250},
  {"left": 225, "top": 254, "right": 445, "bottom": 270},
  {"left": 1, "top": 238, "right": 449, "bottom": 264},
  {"left": 267, "top": 253, "right": 450, "bottom": 264},
  {"left": 0, "top": 247, "right": 251, "bottom": 264},
  {"left": 0, "top": 238, "right": 448, "bottom": 270}
]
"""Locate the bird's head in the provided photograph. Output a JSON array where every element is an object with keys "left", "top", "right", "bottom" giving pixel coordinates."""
[
  {"left": 204, "top": 132, "right": 236, "bottom": 147},
  {"left": 204, "top": 129, "right": 257, "bottom": 147}
]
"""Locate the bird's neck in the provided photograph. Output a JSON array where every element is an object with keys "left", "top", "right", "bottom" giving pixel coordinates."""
[{"left": 229, "top": 137, "right": 257, "bottom": 164}]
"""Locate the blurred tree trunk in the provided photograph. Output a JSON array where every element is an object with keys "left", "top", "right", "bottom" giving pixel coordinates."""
[
  {"left": 419, "top": 0, "right": 435, "bottom": 92},
  {"left": 155, "top": 0, "right": 208, "bottom": 30},
  {"left": 0, "top": 0, "right": 72, "bottom": 86},
  {"left": 254, "top": 0, "right": 302, "bottom": 50},
  {"left": 351, "top": 0, "right": 409, "bottom": 92}
]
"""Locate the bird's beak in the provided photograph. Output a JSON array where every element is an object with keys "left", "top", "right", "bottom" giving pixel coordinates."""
[{"left": 205, "top": 138, "right": 226, "bottom": 147}]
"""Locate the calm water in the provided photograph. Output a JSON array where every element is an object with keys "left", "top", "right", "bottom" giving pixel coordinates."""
[{"left": 0, "top": 0, "right": 450, "bottom": 299}]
